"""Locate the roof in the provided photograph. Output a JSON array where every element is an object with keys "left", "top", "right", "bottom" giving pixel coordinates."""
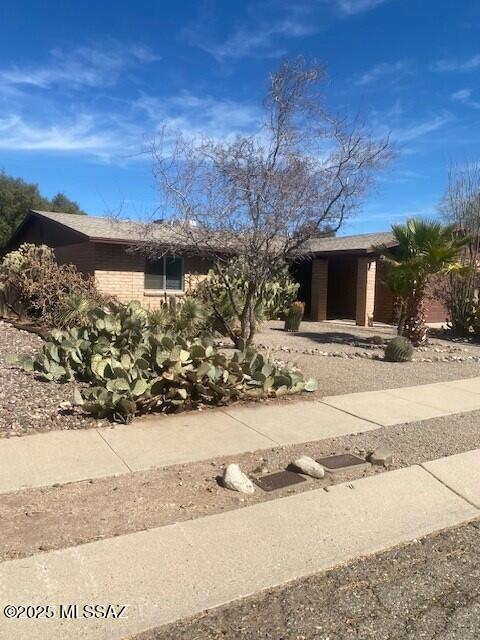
[
  {"left": 30, "top": 210, "right": 184, "bottom": 244},
  {"left": 23, "top": 210, "right": 397, "bottom": 255},
  {"left": 305, "top": 231, "right": 396, "bottom": 255}
]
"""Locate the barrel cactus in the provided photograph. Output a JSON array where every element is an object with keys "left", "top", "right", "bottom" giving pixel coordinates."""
[
  {"left": 284, "top": 301, "right": 305, "bottom": 332},
  {"left": 384, "top": 336, "right": 414, "bottom": 362}
]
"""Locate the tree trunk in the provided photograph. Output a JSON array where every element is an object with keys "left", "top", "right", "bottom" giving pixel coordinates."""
[
  {"left": 237, "top": 290, "right": 257, "bottom": 349},
  {"left": 396, "top": 300, "right": 406, "bottom": 336},
  {"left": 403, "top": 290, "right": 427, "bottom": 346}
]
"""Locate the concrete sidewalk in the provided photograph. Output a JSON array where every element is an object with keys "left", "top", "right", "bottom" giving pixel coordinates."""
[
  {"left": 0, "top": 450, "right": 479, "bottom": 640},
  {"left": 0, "top": 376, "right": 479, "bottom": 494}
]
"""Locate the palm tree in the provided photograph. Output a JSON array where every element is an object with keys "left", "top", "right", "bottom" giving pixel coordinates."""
[{"left": 376, "top": 219, "right": 469, "bottom": 345}]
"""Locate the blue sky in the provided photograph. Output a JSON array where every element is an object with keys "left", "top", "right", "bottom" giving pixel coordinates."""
[{"left": 0, "top": 0, "right": 479, "bottom": 234}]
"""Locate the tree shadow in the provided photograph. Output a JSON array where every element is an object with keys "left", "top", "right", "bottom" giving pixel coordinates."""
[{"left": 270, "top": 330, "right": 387, "bottom": 347}]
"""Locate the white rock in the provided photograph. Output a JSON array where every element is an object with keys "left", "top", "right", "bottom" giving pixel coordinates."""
[
  {"left": 293, "top": 456, "right": 325, "bottom": 479},
  {"left": 223, "top": 464, "right": 255, "bottom": 494}
]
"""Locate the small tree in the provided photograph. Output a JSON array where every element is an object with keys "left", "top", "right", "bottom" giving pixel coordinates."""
[
  {"left": 147, "top": 58, "right": 391, "bottom": 346},
  {"left": 376, "top": 219, "right": 468, "bottom": 345}
]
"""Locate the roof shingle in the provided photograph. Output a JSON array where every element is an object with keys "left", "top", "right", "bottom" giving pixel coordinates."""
[{"left": 30, "top": 210, "right": 396, "bottom": 255}]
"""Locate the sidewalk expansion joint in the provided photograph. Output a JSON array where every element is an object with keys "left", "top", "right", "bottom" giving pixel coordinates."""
[
  {"left": 317, "top": 400, "right": 384, "bottom": 429},
  {"left": 95, "top": 429, "right": 133, "bottom": 473},
  {"left": 220, "top": 409, "right": 281, "bottom": 446},
  {"left": 420, "top": 463, "right": 480, "bottom": 512}
]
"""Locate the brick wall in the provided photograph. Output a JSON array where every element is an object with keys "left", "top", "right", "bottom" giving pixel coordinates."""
[
  {"left": 356, "top": 257, "right": 376, "bottom": 326},
  {"left": 310, "top": 259, "right": 328, "bottom": 321},
  {"left": 373, "top": 261, "right": 395, "bottom": 324},
  {"left": 93, "top": 243, "right": 213, "bottom": 308}
]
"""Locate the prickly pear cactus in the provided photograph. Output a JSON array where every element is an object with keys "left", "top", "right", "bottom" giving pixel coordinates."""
[
  {"left": 384, "top": 336, "right": 414, "bottom": 362},
  {"left": 9, "top": 300, "right": 318, "bottom": 423}
]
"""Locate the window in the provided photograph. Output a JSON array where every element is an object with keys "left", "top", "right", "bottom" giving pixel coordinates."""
[{"left": 144, "top": 256, "right": 184, "bottom": 291}]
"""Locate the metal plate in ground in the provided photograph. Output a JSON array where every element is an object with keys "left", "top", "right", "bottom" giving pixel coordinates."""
[
  {"left": 253, "top": 470, "right": 307, "bottom": 492},
  {"left": 316, "top": 453, "right": 370, "bottom": 474}
]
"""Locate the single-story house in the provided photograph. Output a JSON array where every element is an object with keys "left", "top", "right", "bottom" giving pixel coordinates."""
[{"left": 6, "top": 209, "right": 447, "bottom": 326}]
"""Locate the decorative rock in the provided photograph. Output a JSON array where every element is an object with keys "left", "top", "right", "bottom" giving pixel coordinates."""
[
  {"left": 222, "top": 464, "right": 255, "bottom": 494},
  {"left": 368, "top": 448, "right": 393, "bottom": 467},
  {"left": 293, "top": 456, "right": 325, "bottom": 479}
]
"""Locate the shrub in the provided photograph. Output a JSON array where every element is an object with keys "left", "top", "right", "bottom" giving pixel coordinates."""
[
  {"left": 195, "top": 258, "right": 299, "bottom": 340},
  {"left": 284, "top": 301, "right": 305, "bottom": 332},
  {"left": 0, "top": 243, "right": 105, "bottom": 327},
  {"left": 148, "top": 296, "right": 207, "bottom": 340},
  {"left": 9, "top": 300, "right": 318, "bottom": 423},
  {"left": 384, "top": 336, "right": 414, "bottom": 362}
]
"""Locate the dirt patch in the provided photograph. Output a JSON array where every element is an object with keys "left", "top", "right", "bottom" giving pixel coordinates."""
[{"left": 1, "top": 410, "right": 479, "bottom": 562}]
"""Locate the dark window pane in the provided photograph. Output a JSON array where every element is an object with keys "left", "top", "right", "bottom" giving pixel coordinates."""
[
  {"left": 145, "top": 259, "right": 164, "bottom": 290},
  {"left": 165, "top": 257, "right": 183, "bottom": 290}
]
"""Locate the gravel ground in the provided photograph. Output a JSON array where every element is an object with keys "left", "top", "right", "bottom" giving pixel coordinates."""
[
  {"left": 137, "top": 519, "right": 480, "bottom": 640},
  {"left": 2, "top": 409, "right": 479, "bottom": 562},
  {"left": 2, "top": 319, "right": 479, "bottom": 435},
  {"left": 0, "top": 321, "right": 107, "bottom": 435},
  {"left": 254, "top": 320, "right": 480, "bottom": 397}
]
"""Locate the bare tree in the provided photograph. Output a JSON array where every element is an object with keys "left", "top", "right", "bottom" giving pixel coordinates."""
[
  {"left": 146, "top": 58, "right": 392, "bottom": 346},
  {"left": 440, "top": 164, "right": 480, "bottom": 334}
]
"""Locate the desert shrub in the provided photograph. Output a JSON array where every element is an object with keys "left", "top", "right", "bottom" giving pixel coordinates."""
[
  {"left": 148, "top": 296, "right": 207, "bottom": 340},
  {"left": 384, "top": 336, "right": 414, "bottom": 362},
  {"left": 0, "top": 243, "right": 106, "bottom": 327},
  {"left": 10, "top": 300, "right": 317, "bottom": 423},
  {"left": 195, "top": 257, "right": 299, "bottom": 341}
]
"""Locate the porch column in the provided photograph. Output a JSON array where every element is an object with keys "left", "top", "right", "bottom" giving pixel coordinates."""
[
  {"left": 311, "top": 258, "right": 328, "bottom": 321},
  {"left": 356, "top": 257, "right": 376, "bottom": 326}
]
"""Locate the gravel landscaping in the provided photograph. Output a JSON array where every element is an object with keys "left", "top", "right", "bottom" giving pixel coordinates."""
[
  {"left": 0, "top": 321, "right": 107, "bottom": 435},
  {"left": 2, "top": 409, "right": 480, "bottom": 562},
  {"left": 2, "top": 318, "right": 479, "bottom": 435},
  {"left": 254, "top": 320, "right": 480, "bottom": 397}
]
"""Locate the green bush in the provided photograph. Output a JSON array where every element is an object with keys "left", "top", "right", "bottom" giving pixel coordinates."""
[
  {"left": 384, "top": 336, "right": 414, "bottom": 362},
  {"left": 196, "top": 258, "right": 299, "bottom": 336},
  {"left": 0, "top": 243, "right": 106, "bottom": 327},
  {"left": 9, "top": 300, "right": 318, "bottom": 423},
  {"left": 148, "top": 296, "right": 207, "bottom": 340}
]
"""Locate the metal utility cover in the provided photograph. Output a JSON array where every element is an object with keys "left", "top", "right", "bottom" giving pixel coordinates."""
[
  {"left": 316, "top": 454, "right": 369, "bottom": 474},
  {"left": 254, "top": 470, "right": 307, "bottom": 492}
]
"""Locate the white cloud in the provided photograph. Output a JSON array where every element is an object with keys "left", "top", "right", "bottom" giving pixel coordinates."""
[
  {"left": 0, "top": 44, "right": 159, "bottom": 90},
  {"left": 135, "top": 91, "right": 263, "bottom": 141},
  {"left": 431, "top": 54, "right": 480, "bottom": 73},
  {"left": 0, "top": 88, "right": 265, "bottom": 161},
  {"left": 0, "top": 112, "right": 144, "bottom": 161},
  {"left": 451, "top": 87, "right": 480, "bottom": 109},
  {"left": 355, "top": 61, "right": 408, "bottom": 86},
  {"left": 335, "top": 0, "right": 392, "bottom": 15},
  {"left": 184, "top": 6, "right": 317, "bottom": 61},
  {"left": 390, "top": 112, "right": 454, "bottom": 143}
]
